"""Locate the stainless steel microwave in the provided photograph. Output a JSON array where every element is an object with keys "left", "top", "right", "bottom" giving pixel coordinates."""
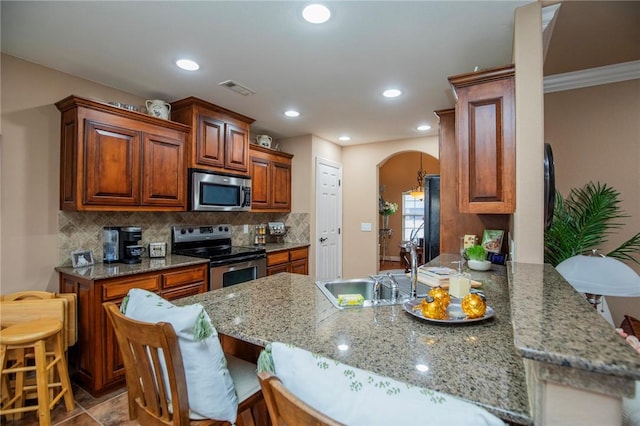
[{"left": 189, "top": 169, "right": 251, "bottom": 211}]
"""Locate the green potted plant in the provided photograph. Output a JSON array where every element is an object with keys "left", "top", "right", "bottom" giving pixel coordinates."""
[
  {"left": 465, "top": 245, "right": 491, "bottom": 271},
  {"left": 544, "top": 182, "right": 640, "bottom": 267}
]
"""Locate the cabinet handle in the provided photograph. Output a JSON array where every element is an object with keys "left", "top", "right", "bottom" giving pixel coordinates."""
[{"left": 319, "top": 237, "right": 327, "bottom": 243}]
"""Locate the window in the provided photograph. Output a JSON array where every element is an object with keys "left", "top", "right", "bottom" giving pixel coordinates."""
[{"left": 402, "top": 192, "right": 424, "bottom": 241}]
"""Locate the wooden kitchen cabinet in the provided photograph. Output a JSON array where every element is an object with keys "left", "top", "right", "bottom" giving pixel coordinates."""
[
  {"left": 267, "top": 246, "right": 309, "bottom": 276},
  {"left": 170, "top": 97, "right": 255, "bottom": 174},
  {"left": 249, "top": 145, "right": 293, "bottom": 212},
  {"left": 59, "top": 262, "right": 208, "bottom": 396},
  {"left": 448, "top": 65, "right": 515, "bottom": 214},
  {"left": 56, "top": 95, "right": 189, "bottom": 211},
  {"left": 435, "top": 108, "right": 510, "bottom": 255}
]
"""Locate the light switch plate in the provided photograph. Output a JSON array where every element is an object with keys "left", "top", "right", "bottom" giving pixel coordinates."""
[
  {"left": 243, "top": 224, "right": 249, "bottom": 233},
  {"left": 361, "top": 223, "right": 372, "bottom": 232}
]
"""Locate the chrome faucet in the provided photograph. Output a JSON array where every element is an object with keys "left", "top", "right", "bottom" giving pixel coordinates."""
[
  {"left": 370, "top": 275, "right": 382, "bottom": 302},
  {"left": 403, "top": 222, "right": 425, "bottom": 299},
  {"left": 386, "top": 272, "right": 400, "bottom": 303}
]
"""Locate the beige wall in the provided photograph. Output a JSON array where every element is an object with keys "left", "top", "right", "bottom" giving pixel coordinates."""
[
  {"left": 545, "top": 79, "right": 640, "bottom": 323},
  {"left": 342, "top": 136, "right": 439, "bottom": 278},
  {"left": 1, "top": 54, "right": 145, "bottom": 293}
]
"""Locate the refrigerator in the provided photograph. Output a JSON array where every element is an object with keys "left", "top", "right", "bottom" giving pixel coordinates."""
[{"left": 423, "top": 175, "right": 440, "bottom": 263}]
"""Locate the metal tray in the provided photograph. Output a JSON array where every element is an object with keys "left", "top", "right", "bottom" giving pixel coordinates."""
[{"left": 402, "top": 298, "right": 495, "bottom": 324}]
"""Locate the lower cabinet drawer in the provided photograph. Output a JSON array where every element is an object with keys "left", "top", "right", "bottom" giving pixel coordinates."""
[
  {"left": 162, "top": 282, "right": 207, "bottom": 300},
  {"left": 267, "top": 251, "right": 290, "bottom": 266},
  {"left": 102, "top": 275, "right": 159, "bottom": 300},
  {"left": 162, "top": 265, "right": 207, "bottom": 289},
  {"left": 290, "top": 247, "right": 308, "bottom": 261}
]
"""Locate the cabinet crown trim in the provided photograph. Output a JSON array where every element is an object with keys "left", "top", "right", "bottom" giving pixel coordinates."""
[
  {"left": 249, "top": 144, "right": 294, "bottom": 159},
  {"left": 448, "top": 64, "right": 515, "bottom": 93},
  {"left": 170, "top": 96, "right": 255, "bottom": 124},
  {"left": 55, "top": 95, "right": 191, "bottom": 132}
]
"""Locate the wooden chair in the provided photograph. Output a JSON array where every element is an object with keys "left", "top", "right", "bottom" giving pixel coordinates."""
[
  {"left": 103, "top": 302, "right": 265, "bottom": 426},
  {"left": 257, "top": 371, "right": 344, "bottom": 426}
]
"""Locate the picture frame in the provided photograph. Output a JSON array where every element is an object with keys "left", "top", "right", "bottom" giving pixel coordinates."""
[{"left": 71, "top": 249, "right": 94, "bottom": 268}]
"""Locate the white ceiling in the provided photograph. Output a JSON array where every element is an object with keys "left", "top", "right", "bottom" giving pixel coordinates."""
[{"left": 1, "top": 1, "right": 532, "bottom": 145}]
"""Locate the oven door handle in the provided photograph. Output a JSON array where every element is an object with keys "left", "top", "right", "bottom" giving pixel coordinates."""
[{"left": 209, "top": 253, "right": 266, "bottom": 266}]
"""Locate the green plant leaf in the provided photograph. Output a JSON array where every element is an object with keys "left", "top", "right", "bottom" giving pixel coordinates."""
[
  {"left": 465, "top": 245, "right": 486, "bottom": 261},
  {"left": 544, "top": 182, "right": 639, "bottom": 267},
  {"left": 607, "top": 233, "right": 640, "bottom": 266}
]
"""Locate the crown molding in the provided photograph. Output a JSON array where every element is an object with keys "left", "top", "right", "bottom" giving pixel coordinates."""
[
  {"left": 542, "top": 3, "right": 561, "bottom": 32},
  {"left": 544, "top": 60, "right": 640, "bottom": 93}
]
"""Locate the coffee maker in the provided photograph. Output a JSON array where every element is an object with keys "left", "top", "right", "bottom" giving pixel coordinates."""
[{"left": 118, "top": 226, "right": 145, "bottom": 264}]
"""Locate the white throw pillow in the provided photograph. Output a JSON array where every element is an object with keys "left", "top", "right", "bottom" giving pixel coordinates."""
[
  {"left": 264, "top": 342, "right": 505, "bottom": 426},
  {"left": 623, "top": 380, "right": 640, "bottom": 426},
  {"left": 122, "top": 288, "right": 238, "bottom": 423}
]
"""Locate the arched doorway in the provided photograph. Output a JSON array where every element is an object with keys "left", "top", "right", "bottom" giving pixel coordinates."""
[{"left": 378, "top": 151, "right": 439, "bottom": 273}]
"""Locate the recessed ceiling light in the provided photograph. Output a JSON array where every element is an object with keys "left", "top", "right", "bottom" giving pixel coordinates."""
[
  {"left": 284, "top": 110, "right": 300, "bottom": 118},
  {"left": 417, "top": 124, "right": 431, "bottom": 131},
  {"left": 382, "top": 89, "right": 402, "bottom": 98},
  {"left": 339, "top": 136, "right": 351, "bottom": 142},
  {"left": 302, "top": 4, "right": 331, "bottom": 24},
  {"left": 176, "top": 59, "right": 199, "bottom": 71}
]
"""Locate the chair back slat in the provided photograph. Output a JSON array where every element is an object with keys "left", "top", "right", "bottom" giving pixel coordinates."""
[
  {"left": 258, "top": 371, "right": 344, "bottom": 426},
  {"left": 104, "top": 302, "right": 193, "bottom": 426}
]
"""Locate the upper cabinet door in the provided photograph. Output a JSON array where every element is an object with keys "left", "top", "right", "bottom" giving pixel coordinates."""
[
  {"left": 84, "top": 121, "right": 141, "bottom": 206},
  {"left": 271, "top": 161, "right": 291, "bottom": 210},
  {"left": 249, "top": 156, "right": 270, "bottom": 209},
  {"left": 449, "top": 65, "right": 515, "bottom": 214},
  {"left": 224, "top": 123, "right": 249, "bottom": 173},
  {"left": 141, "top": 131, "right": 185, "bottom": 206},
  {"left": 197, "top": 115, "right": 225, "bottom": 168}
]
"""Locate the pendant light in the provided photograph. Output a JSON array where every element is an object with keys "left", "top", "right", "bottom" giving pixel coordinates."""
[{"left": 410, "top": 153, "right": 425, "bottom": 199}]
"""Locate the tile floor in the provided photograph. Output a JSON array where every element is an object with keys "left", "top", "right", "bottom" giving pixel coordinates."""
[{"left": 2, "top": 383, "right": 138, "bottom": 426}]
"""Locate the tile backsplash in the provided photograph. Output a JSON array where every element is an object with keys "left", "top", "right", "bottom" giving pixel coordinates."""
[{"left": 58, "top": 211, "right": 309, "bottom": 266}]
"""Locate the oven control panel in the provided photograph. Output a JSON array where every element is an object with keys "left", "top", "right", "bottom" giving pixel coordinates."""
[{"left": 172, "top": 224, "right": 232, "bottom": 243}]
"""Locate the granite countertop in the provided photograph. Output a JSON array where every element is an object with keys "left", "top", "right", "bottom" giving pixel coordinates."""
[
  {"left": 54, "top": 254, "right": 209, "bottom": 280},
  {"left": 508, "top": 262, "right": 640, "bottom": 380},
  {"left": 176, "top": 254, "right": 531, "bottom": 424},
  {"left": 54, "top": 243, "right": 310, "bottom": 280},
  {"left": 262, "top": 242, "right": 310, "bottom": 253}
]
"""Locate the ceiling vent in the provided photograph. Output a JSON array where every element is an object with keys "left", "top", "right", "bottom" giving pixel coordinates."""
[{"left": 218, "top": 80, "right": 256, "bottom": 96}]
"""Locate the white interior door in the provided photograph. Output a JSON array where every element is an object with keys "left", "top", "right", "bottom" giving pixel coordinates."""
[{"left": 315, "top": 157, "right": 342, "bottom": 280}]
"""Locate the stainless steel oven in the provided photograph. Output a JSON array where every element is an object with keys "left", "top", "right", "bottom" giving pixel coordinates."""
[
  {"left": 209, "top": 258, "right": 266, "bottom": 290},
  {"left": 171, "top": 224, "right": 266, "bottom": 290}
]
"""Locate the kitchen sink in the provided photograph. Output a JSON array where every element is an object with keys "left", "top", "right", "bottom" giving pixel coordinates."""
[{"left": 316, "top": 274, "right": 429, "bottom": 308}]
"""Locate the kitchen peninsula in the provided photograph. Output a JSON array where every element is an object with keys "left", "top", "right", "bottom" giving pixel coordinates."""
[{"left": 176, "top": 254, "right": 640, "bottom": 425}]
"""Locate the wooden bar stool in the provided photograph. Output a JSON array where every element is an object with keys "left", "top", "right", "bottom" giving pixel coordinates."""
[{"left": 0, "top": 319, "right": 75, "bottom": 425}]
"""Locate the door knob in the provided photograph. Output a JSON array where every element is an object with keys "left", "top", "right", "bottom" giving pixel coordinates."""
[{"left": 319, "top": 237, "right": 327, "bottom": 242}]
